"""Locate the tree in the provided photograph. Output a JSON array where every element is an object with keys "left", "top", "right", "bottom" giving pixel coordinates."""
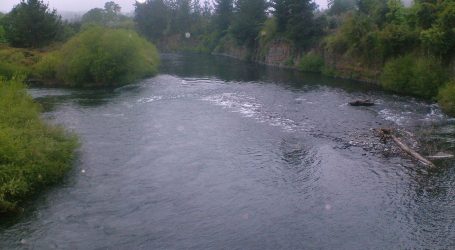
[
  {"left": 0, "top": 12, "right": 6, "bottom": 43},
  {"left": 81, "top": 8, "right": 105, "bottom": 24},
  {"left": 81, "top": 1, "right": 124, "bottom": 27},
  {"left": 272, "top": 0, "right": 289, "bottom": 32},
  {"left": 2, "top": 0, "right": 62, "bottom": 48},
  {"left": 286, "top": 0, "right": 321, "bottom": 48},
  {"left": 172, "top": 0, "right": 192, "bottom": 33},
  {"left": 214, "top": 0, "right": 233, "bottom": 34},
  {"left": 105, "top": 1, "right": 121, "bottom": 14},
  {"left": 328, "top": 0, "right": 356, "bottom": 15},
  {"left": 134, "top": 0, "right": 170, "bottom": 40},
  {"left": 104, "top": 1, "right": 122, "bottom": 25},
  {"left": 230, "top": 0, "right": 268, "bottom": 46},
  {"left": 202, "top": 0, "right": 213, "bottom": 17}
]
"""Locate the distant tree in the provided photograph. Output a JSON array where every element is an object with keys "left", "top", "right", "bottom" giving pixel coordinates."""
[
  {"left": 104, "top": 1, "right": 122, "bottom": 25},
  {"left": 289, "top": 0, "right": 320, "bottom": 45},
  {"left": 0, "top": 13, "right": 6, "bottom": 43},
  {"left": 230, "top": 0, "right": 268, "bottom": 46},
  {"left": 105, "top": 1, "right": 121, "bottom": 14},
  {"left": 2, "top": 0, "right": 62, "bottom": 48},
  {"left": 214, "top": 0, "right": 233, "bottom": 34},
  {"left": 328, "top": 0, "right": 356, "bottom": 15},
  {"left": 202, "top": 0, "right": 213, "bottom": 17},
  {"left": 172, "top": 0, "right": 192, "bottom": 33},
  {"left": 81, "top": 1, "right": 124, "bottom": 27},
  {"left": 134, "top": 0, "right": 170, "bottom": 40},
  {"left": 356, "top": 0, "right": 388, "bottom": 27},
  {"left": 81, "top": 8, "right": 105, "bottom": 24},
  {"left": 272, "top": 0, "right": 289, "bottom": 32}
]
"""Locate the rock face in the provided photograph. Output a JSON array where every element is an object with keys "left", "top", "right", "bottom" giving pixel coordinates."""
[
  {"left": 322, "top": 49, "right": 381, "bottom": 84},
  {"left": 214, "top": 38, "right": 298, "bottom": 68},
  {"left": 259, "top": 40, "right": 296, "bottom": 67},
  {"left": 212, "top": 37, "right": 383, "bottom": 84},
  {"left": 212, "top": 37, "right": 249, "bottom": 60}
]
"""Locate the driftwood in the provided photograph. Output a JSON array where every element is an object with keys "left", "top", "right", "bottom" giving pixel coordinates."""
[
  {"left": 427, "top": 152, "right": 454, "bottom": 160},
  {"left": 349, "top": 99, "right": 375, "bottom": 106},
  {"left": 379, "top": 128, "right": 436, "bottom": 168}
]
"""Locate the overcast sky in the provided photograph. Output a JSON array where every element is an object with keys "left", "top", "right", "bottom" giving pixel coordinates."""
[{"left": 0, "top": 0, "right": 330, "bottom": 13}]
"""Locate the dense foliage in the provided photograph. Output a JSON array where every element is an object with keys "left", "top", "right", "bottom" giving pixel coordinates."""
[
  {"left": 438, "top": 82, "right": 455, "bottom": 116},
  {"left": 299, "top": 53, "right": 325, "bottom": 73},
  {"left": 134, "top": 0, "right": 324, "bottom": 49},
  {"left": 381, "top": 55, "right": 448, "bottom": 98},
  {"left": 81, "top": 1, "right": 133, "bottom": 29},
  {"left": 0, "top": 77, "right": 78, "bottom": 213},
  {"left": 2, "top": 0, "right": 63, "bottom": 48},
  {"left": 0, "top": 46, "right": 39, "bottom": 78},
  {"left": 35, "top": 27, "right": 159, "bottom": 87},
  {"left": 230, "top": 0, "right": 267, "bottom": 47},
  {"left": 322, "top": 0, "right": 455, "bottom": 113}
]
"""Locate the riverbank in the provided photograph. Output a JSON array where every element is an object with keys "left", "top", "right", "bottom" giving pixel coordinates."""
[
  {"left": 0, "top": 27, "right": 160, "bottom": 88},
  {"left": 0, "top": 78, "right": 78, "bottom": 215},
  {"left": 205, "top": 36, "right": 455, "bottom": 117}
]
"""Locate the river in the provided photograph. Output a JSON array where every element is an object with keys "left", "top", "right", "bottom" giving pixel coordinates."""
[{"left": 1, "top": 53, "right": 454, "bottom": 249}]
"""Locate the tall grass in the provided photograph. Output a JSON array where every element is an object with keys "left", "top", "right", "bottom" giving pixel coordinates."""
[{"left": 0, "top": 77, "right": 78, "bottom": 214}]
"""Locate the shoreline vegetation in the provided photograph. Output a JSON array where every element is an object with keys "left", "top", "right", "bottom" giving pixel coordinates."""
[
  {"left": 0, "top": 77, "right": 78, "bottom": 214},
  {"left": 132, "top": 0, "right": 455, "bottom": 117},
  {"left": 0, "top": 1, "right": 160, "bottom": 215}
]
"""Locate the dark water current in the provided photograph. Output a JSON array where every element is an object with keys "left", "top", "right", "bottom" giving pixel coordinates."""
[{"left": 1, "top": 53, "right": 454, "bottom": 249}]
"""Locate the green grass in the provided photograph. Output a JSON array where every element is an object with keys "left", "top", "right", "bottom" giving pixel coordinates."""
[
  {"left": 0, "top": 46, "right": 42, "bottom": 78},
  {"left": 438, "top": 82, "right": 455, "bottom": 117},
  {"left": 0, "top": 77, "right": 78, "bottom": 214}
]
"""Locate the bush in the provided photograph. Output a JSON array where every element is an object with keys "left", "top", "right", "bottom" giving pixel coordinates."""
[
  {"left": 0, "top": 25, "right": 6, "bottom": 44},
  {"left": 299, "top": 53, "right": 324, "bottom": 72},
  {"left": 0, "top": 47, "right": 38, "bottom": 78},
  {"left": 438, "top": 82, "right": 455, "bottom": 116},
  {"left": 381, "top": 55, "right": 448, "bottom": 98},
  {"left": 0, "top": 77, "right": 78, "bottom": 213},
  {"left": 35, "top": 26, "right": 159, "bottom": 87}
]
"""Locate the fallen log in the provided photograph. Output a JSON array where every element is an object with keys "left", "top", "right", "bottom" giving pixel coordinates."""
[
  {"left": 427, "top": 152, "right": 454, "bottom": 160},
  {"left": 379, "top": 128, "right": 436, "bottom": 168},
  {"left": 349, "top": 99, "right": 375, "bottom": 106}
]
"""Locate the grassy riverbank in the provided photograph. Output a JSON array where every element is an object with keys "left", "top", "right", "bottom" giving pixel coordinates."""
[{"left": 0, "top": 77, "right": 78, "bottom": 214}]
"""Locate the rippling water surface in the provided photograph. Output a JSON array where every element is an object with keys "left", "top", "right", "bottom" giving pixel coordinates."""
[{"left": 1, "top": 53, "right": 454, "bottom": 249}]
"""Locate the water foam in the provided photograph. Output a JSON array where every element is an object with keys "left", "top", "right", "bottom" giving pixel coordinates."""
[{"left": 202, "top": 93, "right": 309, "bottom": 132}]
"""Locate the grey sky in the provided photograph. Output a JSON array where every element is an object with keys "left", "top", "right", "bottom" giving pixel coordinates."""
[{"left": 0, "top": 0, "right": 330, "bottom": 13}]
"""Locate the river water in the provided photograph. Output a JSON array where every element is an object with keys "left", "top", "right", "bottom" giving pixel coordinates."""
[{"left": 1, "top": 53, "right": 454, "bottom": 249}]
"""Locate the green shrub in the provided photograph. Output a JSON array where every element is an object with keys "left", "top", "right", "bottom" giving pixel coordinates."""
[
  {"left": 0, "top": 25, "right": 6, "bottom": 44},
  {"left": 0, "top": 77, "right": 78, "bottom": 213},
  {"left": 36, "top": 26, "right": 159, "bottom": 87},
  {"left": 381, "top": 55, "right": 448, "bottom": 98},
  {"left": 0, "top": 48, "right": 35, "bottom": 78},
  {"left": 299, "top": 53, "right": 324, "bottom": 72},
  {"left": 438, "top": 82, "right": 455, "bottom": 117},
  {"left": 0, "top": 61, "right": 29, "bottom": 78},
  {"left": 259, "top": 18, "right": 278, "bottom": 47}
]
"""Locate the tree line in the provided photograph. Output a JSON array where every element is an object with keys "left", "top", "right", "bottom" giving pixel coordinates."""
[{"left": 134, "top": 0, "right": 325, "bottom": 49}]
